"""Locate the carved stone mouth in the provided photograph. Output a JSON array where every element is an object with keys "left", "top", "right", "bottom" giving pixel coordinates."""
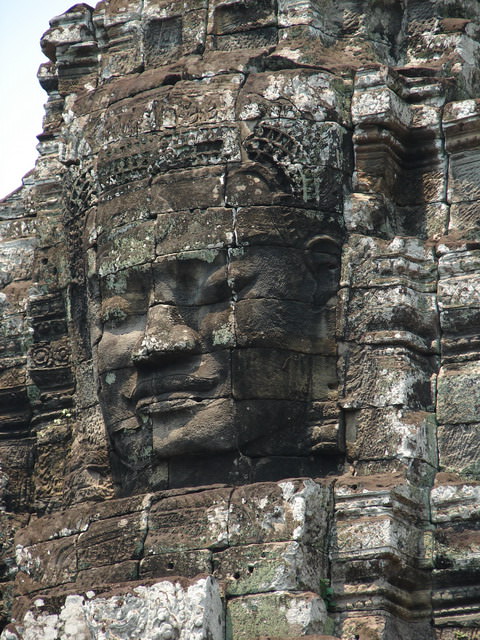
[
  {"left": 133, "top": 374, "right": 220, "bottom": 404},
  {"left": 136, "top": 396, "right": 212, "bottom": 415}
]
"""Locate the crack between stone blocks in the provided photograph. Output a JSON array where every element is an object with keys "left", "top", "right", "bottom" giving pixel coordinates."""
[
  {"left": 439, "top": 102, "right": 451, "bottom": 235},
  {"left": 226, "top": 219, "right": 239, "bottom": 459},
  {"left": 225, "top": 486, "right": 236, "bottom": 550},
  {"left": 205, "top": 0, "right": 211, "bottom": 37},
  {"left": 232, "top": 72, "right": 249, "bottom": 133},
  {"left": 136, "top": 493, "right": 151, "bottom": 580},
  {"left": 422, "top": 102, "right": 447, "bottom": 632},
  {"left": 325, "top": 476, "right": 338, "bottom": 610},
  {"left": 431, "top": 101, "right": 447, "bottom": 482}
]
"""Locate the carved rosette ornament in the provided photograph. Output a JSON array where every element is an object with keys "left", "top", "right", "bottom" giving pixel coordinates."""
[{"left": 1, "top": 1, "right": 480, "bottom": 639}]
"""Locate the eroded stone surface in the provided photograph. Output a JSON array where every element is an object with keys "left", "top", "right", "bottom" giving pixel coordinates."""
[
  {"left": 2, "top": 1, "right": 480, "bottom": 639},
  {"left": 4, "top": 576, "right": 224, "bottom": 640}
]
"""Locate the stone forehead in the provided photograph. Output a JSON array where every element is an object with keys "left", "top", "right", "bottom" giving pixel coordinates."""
[{"left": 92, "top": 205, "right": 342, "bottom": 256}]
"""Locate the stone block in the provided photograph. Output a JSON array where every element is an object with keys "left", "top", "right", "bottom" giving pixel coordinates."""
[
  {"left": 250, "top": 456, "right": 341, "bottom": 483},
  {"left": 232, "top": 348, "right": 311, "bottom": 400},
  {"left": 448, "top": 150, "right": 480, "bottom": 204},
  {"left": 139, "top": 303, "right": 235, "bottom": 354},
  {"left": 256, "top": 120, "right": 350, "bottom": 172},
  {"left": 277, "top": 0, "right": 326, "bottom": 31},
  {"left": 334, "top": 513, "right": 420, "bottom": 561},
  {"left": 240, "top": 125, "right": 347, "bottom": 206},
  {"left": 213, "top": 541, "right": 326, "bottom": 595},
  {"left": 435, "top": 629, "right": 480, "bottom": 640},
  {"left": 95, "top": 178, "right": 152, "bottom": 230},
  {"left": 440, "top": 308, "right": 480, "bottom": 359},
  {"left": 235, "top": 299, "right": 336, "bottom": 355},
  {"left": 345, "top": 408, "right": 437, "bottom": 466},
  {"left": 335, "top": 474, "right": 430, "bottom": 522},
  {"left": 438, "top": 250, "right": 480, "bottom": 309},
  {"left": 96, "top": 126, "right": 241, "bottom": 193},
  {"left": 443, "top": 99, "right": 480, "bottom": 131},
  {"left": 340, "top": 614, "right": 433, "bottom": 640},
  {"left": 397, "top": 202, "right": 449, "bottom": 239},
  {"left": 15, "top": 536, "right": 78, "bottom": 592},
  {"left": 431, "top": 480, "right": 480, "bottom": 524},
  {"left": 152, "top": 397, "right": 237, "bottom": 458},
  {"left": 352, "top": 85, "right": 411, "bottom": 129},
  {"left": 449, "top": 201, "right": 480, "bottom": 233},
  {"left": 434, "top": 522, "right": 480, "bottom": 574},
  {"left": 75, "top": 560, "right": 139, "bottom": 590},
  {"left": 256, "top": 637, "right": 339, "bottom": 640},
  {"left": 0, "top": 239, "right": 36, "bottom": 287},
  {"left": 0, "top": 441, "right": 33, "bottom": 511},
  {"left": 208, "top": 0, "right": 276, "bottom": 34},
  {"left": 40, "top": 5, "right": 98, "bottom": 94},
  {"left": 225, "top": 165, "right": 288, "bottom": 207},
  {"left": 234, "top": 399, "right": 311, "bottom": 456},
  {"left": 228, "top": 245, "right": 323, "bottom": 303},
  {"left": 146, "top": 487, "right": 231, "bottom": 552},
  {"left": 95, "top": 367, "right": 138, "bottom": 426},
  {"left": 228, "top": 479, "right": 331, "bottom": 547},
  {"left": 98, "top": 264, "right": 152, "bottom": 325},
  {"left": 237, "top": 69, "right": 348, "bottom": 124},
  {"left": 432, "top": 504, "right": 480, "bottom": 632},
  {"left": 344, "top": 193, "right": 392, "bottom": 236},
  {"left": 342, "top": 345, "right": 436, "bottom": 411},
  {"left": 96, "top": 220, "right": 155, "bottom": 276},
  {"left": 143, "top": 0, "right": 208, "bottom": 65},
  {"left": 153, "top": 249, "right": 228, "bottom": 305},
  {"left": 437, "top": 362, "right": 480, "bottom": 424},
  {"left": 438, "top": 248, "right": 480, "bottom": 356},
  {"left": 151, "top": 168, "right": 226, "bottom": 214},
  {"left": 16, "top": 494, "right": 150, "bottom": 547},
  {"left": 256, "top": 637, "right": 338, "bottom": 640},
  {"left": 140, "top": 549, "right": 212, "bottom": 580},
  {"left": 227, "top": 591, "right": 327, "bottom": 640},
  {"left": 100, "top": 21, "right": 144, "bottom": 79},
  {"left": 88, "top": 74, "right": 241, "bottom": 145},
  {"left": 155, "top": 208, "right": 234, "bottom": 255},
  {"left": 341, "top": 285, "right": 438, "bottom": 352},
  {"left": 438, "top": 423, "right": 480, "bottom": 477},
  {"left": 168, "top": 451, "right": 247, "bottom": 488},
  {"left": 234, "top": 206, "right": 339, "bottom": 247},
  {"left": 209, "top": 27, "right": 278, "bottom": 51},
  {"left": 395, "top": 167, "right": 445, "bottom": 207},
  {"left": 341, "top": 235, "right": 436, "bottom": 292},
  {"left": 76, "top": 512, "right": 148, "bottom": 571}
]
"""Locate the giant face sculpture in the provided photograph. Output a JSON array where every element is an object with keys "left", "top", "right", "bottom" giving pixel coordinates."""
[
  {"left": 91, "top": 204, "right": 342, "bottom": 491},
  {"left": 67, "top": 65, "right": 348, "bottom": 494}
]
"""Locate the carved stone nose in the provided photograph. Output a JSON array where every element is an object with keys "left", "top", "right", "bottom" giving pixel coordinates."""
[{"left": 132, "top": 304, "right": 199, "bottom": 364}]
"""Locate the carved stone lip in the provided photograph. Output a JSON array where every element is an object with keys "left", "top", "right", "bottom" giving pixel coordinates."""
[
  {"left": 136, "top": 396, "right": 213, "bottom": 415},
  {"left": 133, "top": 375, "right": 221, "bottom": 405}
]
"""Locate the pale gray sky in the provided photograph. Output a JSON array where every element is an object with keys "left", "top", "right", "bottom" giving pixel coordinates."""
[{"left": 0, "top": 1, "right": 79, "bottom": 198}]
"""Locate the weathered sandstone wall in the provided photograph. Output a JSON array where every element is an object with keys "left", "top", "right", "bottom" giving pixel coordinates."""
[{"left": 1, "top": 1, "right": 480, "bottom": 638}]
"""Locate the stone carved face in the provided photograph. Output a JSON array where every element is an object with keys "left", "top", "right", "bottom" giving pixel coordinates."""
[
  {"left": 90, "top": 190, "right": 342, "bottom": 492},
  {"left": 67, "top": 67, "right": 349, "bottom": 493}
]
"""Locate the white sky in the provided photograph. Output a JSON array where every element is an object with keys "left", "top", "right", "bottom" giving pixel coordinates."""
[{"left": 0, "top": 1, "right": 79, "bottom": 199}]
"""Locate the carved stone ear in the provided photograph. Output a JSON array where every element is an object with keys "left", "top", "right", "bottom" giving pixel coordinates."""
[
  {"left": 304, "top": 235, "right": 342, "bottom": 305},
  {"left": 305, "top": 234, "right": 342, "bottom": 268},
  {"left": 305, "top": 234, "right": 341, "bottom": 252}
]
